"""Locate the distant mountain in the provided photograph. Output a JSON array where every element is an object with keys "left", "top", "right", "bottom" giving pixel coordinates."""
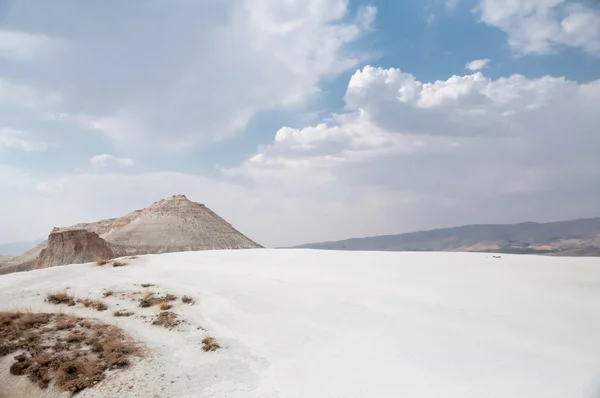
[
  {"left": 0, "top": 240, "right": 44, "bottom": 256},
  {"left": 294, "top": 217, "right": 600, "bottom": 256}
]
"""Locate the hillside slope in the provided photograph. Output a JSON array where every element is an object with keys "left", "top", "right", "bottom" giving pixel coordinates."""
[
  {"left": 296, "top": 217, "right": 600, "bottom": 256},
  {"left": 0, "top": 195, "right": 261, "bottom": 274},
  {"left": 1, "top": 249, "right": 600, "bottom": 397}
]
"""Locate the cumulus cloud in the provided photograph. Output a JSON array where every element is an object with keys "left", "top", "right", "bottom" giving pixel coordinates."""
[
  {"left": 223, "top": 66, "right": 600, "bottom": 243},
  {"left": 0, "top": 2, "right": 598, "bottom": 248},
  {"left": 3, "top": 0, "right": 375, "bottom": 152},
  {"left": 0, "top": 128, "right": 47, "bottom": 152},
  {"left": 465, "top": 58, "right": 491, "bottom": 71},
  {"left": 89, "top": 154, "right": 134, "bottom": 167},
  {"left": 477, "top": 0, "right": 600, "bottom": 55}
]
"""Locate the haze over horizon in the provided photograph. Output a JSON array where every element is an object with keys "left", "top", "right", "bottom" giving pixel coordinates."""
[{"left": 1, "top": 0, "right": 599, "bottom": 248}]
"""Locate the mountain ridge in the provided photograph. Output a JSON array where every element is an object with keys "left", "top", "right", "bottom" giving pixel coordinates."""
[{"left": 294, "top": 217, "right": 600, "bottom": 256}]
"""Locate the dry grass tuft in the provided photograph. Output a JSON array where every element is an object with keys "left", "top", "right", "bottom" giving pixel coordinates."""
[
  {"left": 77, "top": 298, "right": 108, "bottom": 311},
  {"left": 152, "top": 311, "right": 181, "bottom": 329},
  {"left": 113, "top": 310, "right": 134, "bottom": 317},
  {"left": 159, "top": 302, "right": 172, "bottom": 311},
  {"left": 139, "top": 292, "right": 158, "bottom": 308},
  {"left": 164, "top": 293, "right": 178, "bottom": 301},
  {"left": 0, "top": 312, "right": 141, "bottom": 393},
  {"left": 138, "top": 291, "right": 177, "bottom": 308},
  {"left": 112, "top": 261, "right": 127, "bottom": 267},
  {"left": 140, "top": 283, "right": 155, "bottom": 288},
  {"left": 102, "top": 290, "right": 114, "bottom": 297},
  {"left": 46, "top": 292, "right": 76, "bottom": 306},
  {"left": 95, "top": 259, "right": 108, "bottom": 266},
  {"left": 181, "top": 295, "right": 195, "bottom": 305},
  {"left": 201, "top": 336, "right": 221, "bottom": 352}
]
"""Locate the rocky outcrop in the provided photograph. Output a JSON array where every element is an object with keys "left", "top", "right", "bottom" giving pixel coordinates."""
[
  {"left": 34, "top": 229, "right": 115, "bottom": 269},
  {"left": 1, "top": 194, "right": 262, "bottom": 274}
]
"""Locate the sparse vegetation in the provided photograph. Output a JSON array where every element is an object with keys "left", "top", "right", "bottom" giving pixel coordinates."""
[
  {"left": 77, "top": 298, "right": 108, "bottom": 311},
  {"left": 182, "top": 295, "right": 195, "bottom": 305},
  {"left": 112, "top": 261, "right": 127, "bottom": 267},
  {"left": 159, "top": 302, "right": 172, "bottom": 310},
  {"left": 164, "top": 293, "right": 178, "bottom": 301},
  {"left": 0, "top": 311, "right": 141, "bottom": 393},
  {"left": 152, "top": 311, "right": 180, "bottom": 328},
  {"left": 113, "top": 310, "right": 134, "bottom": 317},
  {"left": 139, "top": 292, "right": 158, "bottom": 308},
  {"left": 46, "top": 292, "right": 76, "bottom": 306},
  {"left": 141, "top": 283, "right": 155, "bottom": 288},
  {"left": 95, "top": 259, "right": 109, "bottom": 266},
  {"left": 201, "top": 336, "right": 220, "bottom": 352},
  {"left": 102, "top": 290, "right": 114, "bottom": 297},
  {"left": 139, "top": 291, "right": 177, "bottom": 308}
]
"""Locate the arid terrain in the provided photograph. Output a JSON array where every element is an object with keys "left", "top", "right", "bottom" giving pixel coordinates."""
[{"left": 1, "top": 250, "right": 599, "bottom": 397}]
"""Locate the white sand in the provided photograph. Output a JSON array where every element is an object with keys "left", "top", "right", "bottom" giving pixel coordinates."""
[{"left": 1, "top": 249, "right": 600, "bottom": 397}]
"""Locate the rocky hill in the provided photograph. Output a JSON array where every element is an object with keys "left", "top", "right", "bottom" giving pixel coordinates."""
[
  {"left": 34, "top": 229, "right": 115, "bottom": 270},
  {"left": 295, "top": 217, "right": 600, "bottom": 256},
  {"left": 0, "top": 195, "right": 261, "bottom": 274}
]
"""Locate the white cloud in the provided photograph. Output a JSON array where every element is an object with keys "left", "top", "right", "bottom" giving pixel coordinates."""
[
  {"left": 221, "top": 66, "right": 600, "bottom": 244},
  {"left": 477, "top": 0, "right": 600, "bottom": 55},
  {"left": 0, "top": 29, "right": 58, "bottom": 61},
  {"left": 465, "top": 58, "right": 491, "bottom": 71},
  {"left": 89, "top": 154, "right": 134, "bottom": 167},
  {"left": 0, "top": 128, "right": 47, "bottom": 151},
  {"left": 15, "top": 0, "right": 375, "bottom": 152}
]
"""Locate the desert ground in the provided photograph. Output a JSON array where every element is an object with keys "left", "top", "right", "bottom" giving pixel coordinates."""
[{"left": 1, "top": 249, "right": 600, "bottom": 397}]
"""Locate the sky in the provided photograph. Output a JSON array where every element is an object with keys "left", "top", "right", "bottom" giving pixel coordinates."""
[{"left": 0, "top": 0, "right": 599, "bottom": 248}]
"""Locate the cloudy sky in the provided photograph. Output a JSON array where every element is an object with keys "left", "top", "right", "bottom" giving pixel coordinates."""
[{"left": 0, "top": 0, "right": 599, "bottom": 248}]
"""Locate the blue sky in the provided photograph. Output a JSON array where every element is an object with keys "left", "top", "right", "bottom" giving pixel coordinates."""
[{"left": 0, "top": 0, "right": 599, "bottom": 247}]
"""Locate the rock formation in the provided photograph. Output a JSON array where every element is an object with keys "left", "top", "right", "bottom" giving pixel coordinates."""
[
  {"left": 0, "top": 195, "right": 262, "bottom": 274},
  {"left": 34, "top": 229, "right": 115, "bottom": 269}
]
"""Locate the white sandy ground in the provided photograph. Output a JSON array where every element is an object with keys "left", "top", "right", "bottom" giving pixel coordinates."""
[{"left": 1, "top": 249, "right": 600, "bottom": 397}]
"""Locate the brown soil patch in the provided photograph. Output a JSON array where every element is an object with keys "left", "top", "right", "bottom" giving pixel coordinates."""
[{"left": 0, "top": 312, "right": 141, "bottom": 393}]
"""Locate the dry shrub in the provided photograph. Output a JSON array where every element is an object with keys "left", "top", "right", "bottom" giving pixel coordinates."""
[
  {"left": 139, "top": 292, "right": 158, "bottom": 308},
  {"left": 181, "top": 295, "right": 195, "bottom": 305},
  {"left": 113, "top": 310, "right": 134, "bottom": 317},
  {"left": 0, "top": 312, "right": 141, "bottom": 394},
  {"left": 112, "top": 261, "right": 126, "bottom": 267},
  {"left": 140, "top": 283, "right": 155, "bottom": 288},
  {"left": 46, "top": 292, "right": 76, "bottom": 306},
  {"left": 159, "top": 302, "right": 172, "bottom": 311},
  {"left": 77, "top": 298, "right": 108, "bottom": 311},
  {"left": 102, "top": 290, "right": 114, "bottom": 297},
  {"left": 152, "top": 311, "right": 180, "bottom": 329},
  {"left": 139, "top": 292, "right": 178, "bottom": 308},
  {"left": 164, "top": 293, "right": 177, "bottom": 301},
  {"left": 201, "top": 337, "right": 220, "bottom": 352},
  {"left": 95, "top": 259, "right": 108, "bottom": 266}
]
